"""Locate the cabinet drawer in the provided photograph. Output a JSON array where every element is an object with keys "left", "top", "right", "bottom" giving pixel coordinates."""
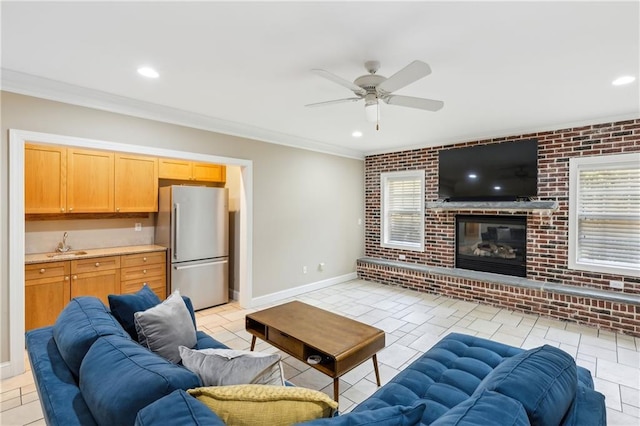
[
  {"left": 121, "top": 278, "right": 166, "bottom": 299},
  {"left": 268, "top": 328, "right": 304, "bottom": 358},
  {"left": 120, "top": 263, "right": 165, "bottom": 281},
  {"left": 121, "top": 251, "right": 166, "bottom": 268},
  {"left": 25, "top": 261, "right": 69, "bottom": 280},
  {"left": 72, "top": 256, "right": 120, "bottom": 273}
]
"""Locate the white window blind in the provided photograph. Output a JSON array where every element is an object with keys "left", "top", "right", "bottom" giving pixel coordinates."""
[
  {"left": 381, "top": 171, "right": 425, "bottom": 251},
  {"left": 569, "top": 153, "right": 640, "bottom": 277}
]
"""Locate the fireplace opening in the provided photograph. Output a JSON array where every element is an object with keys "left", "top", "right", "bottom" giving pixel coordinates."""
[{"left": 456, "top": 215, "right": 527, "bottom": 277}]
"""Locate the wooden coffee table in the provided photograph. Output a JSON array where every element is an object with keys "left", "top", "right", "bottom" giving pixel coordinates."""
[{"left": 246, "top": 301, "right": 385, "bottom": 402}]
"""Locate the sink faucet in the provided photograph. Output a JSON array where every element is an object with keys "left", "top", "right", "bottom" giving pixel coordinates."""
[{"left": 56, "top": 232, "right": 71, "bottom": 253}]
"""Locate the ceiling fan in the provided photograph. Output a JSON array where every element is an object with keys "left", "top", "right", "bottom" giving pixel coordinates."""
[{"left": 306, "top": 60, "right": 444, "bottom": 129}]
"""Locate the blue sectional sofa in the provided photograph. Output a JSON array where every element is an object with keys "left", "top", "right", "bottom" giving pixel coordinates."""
[{"left": 27, "top": 295, "right": 606, "bottom": 425}]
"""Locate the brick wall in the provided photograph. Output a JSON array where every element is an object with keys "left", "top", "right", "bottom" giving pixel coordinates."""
[{"left": 359, "top": 118, "right": 640, "bottom": 335}]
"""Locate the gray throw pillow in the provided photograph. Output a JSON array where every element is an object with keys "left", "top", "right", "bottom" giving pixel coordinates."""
[
  {"left": 179, "top": 346, "right": 285, "bottom": 386},
  {"left": 135, "top": 291, "right": 197, "bottom": 363}
]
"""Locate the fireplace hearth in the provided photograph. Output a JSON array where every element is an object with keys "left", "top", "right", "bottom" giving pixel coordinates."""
[{"left": 456, "top": 215, "right": 527, "bottom": 277}]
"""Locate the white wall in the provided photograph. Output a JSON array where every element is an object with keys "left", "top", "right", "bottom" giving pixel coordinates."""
[{"left": 1, "top": 91, "right": 364, "bottom": 371}]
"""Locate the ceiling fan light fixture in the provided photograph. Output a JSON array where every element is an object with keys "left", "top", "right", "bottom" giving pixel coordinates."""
[
  {"left": 365, "top": 103, "right": 378, "bottom": 123},
  {"left": 365, "top": 93, "right": 379, "bottom": 123}
]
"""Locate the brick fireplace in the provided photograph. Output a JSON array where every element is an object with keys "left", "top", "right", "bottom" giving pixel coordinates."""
[{"left": 358, "top": 117, "right": 640, "bottom": 336}]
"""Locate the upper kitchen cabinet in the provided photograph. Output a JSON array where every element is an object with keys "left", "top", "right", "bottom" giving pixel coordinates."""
[
  {"left": 115, "top": 153, "right": 158, "bottom": 212},
  {"left": 25, "top": 145, "right": 160, "bottom": 214},
  {"left": 25, "top": 143, "right": 67, "bottom": 213},
  {"left": 159, "top": 158, "right": 226, "bottom": 183},
  {"left": 67, "top": 148, "right": 115, "bottom": 212}
]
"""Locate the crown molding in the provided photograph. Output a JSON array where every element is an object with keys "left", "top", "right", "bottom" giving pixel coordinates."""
[{"left": 1, "top": 69, "right": 365, "bottom": 160}]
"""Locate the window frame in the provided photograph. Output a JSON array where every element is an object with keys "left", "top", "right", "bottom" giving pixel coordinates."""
[
  {"left": 380, "top": 170, "right": 425, "bottom": 252},
  {"left": 568, "top": 152, "right": 640, "bottom": 278}
]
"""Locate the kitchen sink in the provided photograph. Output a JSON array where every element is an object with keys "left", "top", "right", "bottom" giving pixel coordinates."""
[{"left": 46, "top": 251, "right": 88, "bottom": 258}]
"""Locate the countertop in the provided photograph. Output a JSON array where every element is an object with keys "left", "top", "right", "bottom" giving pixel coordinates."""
[{"left": 25, "top": 244, "right": 167, "bottom": 264}]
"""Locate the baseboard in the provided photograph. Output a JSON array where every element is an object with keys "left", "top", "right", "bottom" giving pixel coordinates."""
[
  {"left": 251, "top": 272, "right": 357, "bottom": 307},
  {"left": 230, "top": 288, "right": 240, "bottom": 302}
]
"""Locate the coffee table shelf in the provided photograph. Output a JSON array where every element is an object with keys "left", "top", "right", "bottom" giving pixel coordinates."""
[{"left": 245, "top": 301, "right": 385, "bottom": 402}]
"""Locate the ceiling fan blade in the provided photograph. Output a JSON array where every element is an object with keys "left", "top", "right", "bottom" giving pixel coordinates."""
[
  {"left": 376, "top": 60, "right": 432, "bottom": 94},
  {"left": 383, "top": 94, "right": 444, "bottom": 111},
  {"left": 305, "top": 97, "right": 362, "bottom": 108},
  {"left": 311, "top": 69, "right": 367, "bottom": 96}
]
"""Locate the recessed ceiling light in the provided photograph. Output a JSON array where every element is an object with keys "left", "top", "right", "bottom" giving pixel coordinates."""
[
  {"left": 137, "top": 66, "right": 159, "bottom": 79},
  {"left": 468, "top": 173, "right": 477, "bottom": 179},
  {"left": 612, "top": 75, "right": 635, "bottom": 86},
  {"left": 352, "top": 131, "right": 363, "bottom": 138},
  {"left": 494, "top": 186, "right": 502, "bottom": 190}
]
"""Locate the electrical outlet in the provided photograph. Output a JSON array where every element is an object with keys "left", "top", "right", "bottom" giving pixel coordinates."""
[
  {"left": 134, "top": 223, "right": 142, "bottom": 231},
  {"left": 609, "top": 280, "right": 624, "bottom": 289},
  {"left": 303, "top": 266, "right": 307, "bottom": 274}
]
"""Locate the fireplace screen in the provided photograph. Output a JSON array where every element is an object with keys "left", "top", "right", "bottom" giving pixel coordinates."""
[{"left": 456, "top": 215, "right": 527, "bottom": 277}]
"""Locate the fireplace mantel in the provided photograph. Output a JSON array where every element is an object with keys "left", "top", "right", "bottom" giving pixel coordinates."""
[{"left": 426, "top": 200, "right": 558, "bottom": 213}]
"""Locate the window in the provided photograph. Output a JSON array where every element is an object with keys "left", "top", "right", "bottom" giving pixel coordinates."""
[
  {"left": 568, "top": 153, "right": 640, "bottom": 277},
  {"left": 381, "top": 170, "right": 425, "bottom": 251}
]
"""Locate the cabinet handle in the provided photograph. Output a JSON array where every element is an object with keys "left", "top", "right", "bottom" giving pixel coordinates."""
[
  {"left": 39, "top": 268, "right": 45, "bottom": 273},
  {"left": 95, "top": 262, "right": 100, "bottom": 267},
  {"left": 143, "top": 269, "right": 147, "bottom": 274},
  {"left": 116, "top": 207, "right": 120, "bottom": 212},
  {"left": 72, "top": 275, "right": 77, "bottom": 280},
  {"left": 65, "top": 276, "right": 69, "bottom": 281},
  {"left": 143, "top": 257, "right": 147, "bottom": 262},
  {"left": 60, "top": 207, "right": 65, "bottom": 212},
  {"left": 69, "top": 207, "right": 74, "bottom": 212}
]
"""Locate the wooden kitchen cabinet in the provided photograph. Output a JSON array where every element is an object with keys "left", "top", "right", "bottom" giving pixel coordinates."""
[
  {"left": 25, "top": 250, "right": 167, "bottom": 330},
  {"left": 25, "top": 143, "right": 68, "bottom": 214},
  {"left": 120, "top": 251, "right": 167, "bottom": 300},
  {"left": 115, "top": 153, "right": 158, "bottom": 212},
  {"left": 70, "top": 256, "right": 120, "bottom": 305},
  {"left": 159, "top": 158, "right": 226, "bottom": 183},
  {"left": 67, "top": 148, "right": 115, "bottom": 213},
  {"left": 25, "top": 261, "right": 70, "bottom": 331}
]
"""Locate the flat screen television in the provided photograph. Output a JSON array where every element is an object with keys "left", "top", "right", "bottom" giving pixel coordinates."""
[{"left": 438, "top": 139, "right": 538, "bottom": 201}]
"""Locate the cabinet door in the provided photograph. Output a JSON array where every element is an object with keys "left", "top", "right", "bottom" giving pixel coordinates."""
[
  {"left": 71, "top": 269, "right": 119, "bottom": 306},
  {"left": 24, "top": 143, "right": 67, "bottom": 214},
  {"left": 192, "top": 163, "right": 226, "bottom": 182},
  {"left": 25, "top": 261, "right": 70, "bottom": 331},
  {"left": 67, "top": 148, "right": 115, "bottom": 212},
  {"left": 115, "top": 154, "right": 159, "bottom": 212},
  {"left": 25, "top": 275, "right": 70, "bottom": 330},
  {"left": 158, "top": 158, "right": 193, "bottom": 180}
]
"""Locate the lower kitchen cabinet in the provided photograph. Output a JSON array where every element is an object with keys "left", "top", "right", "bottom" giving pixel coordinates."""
[
  {"left": 70, "top": 256, "right": 120, "bottom": 306},
  {"left": 25, "top": 261, "right": 70, "bottom": 331},
  {"left": 120, "top": 251, "right": 166, "bottom": 299},
  {"left": 25, "top": 250, "right": 166, "bottom": 331}
]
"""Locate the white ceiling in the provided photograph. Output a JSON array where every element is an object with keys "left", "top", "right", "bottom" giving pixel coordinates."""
[{"left": 2, "top": 1, "right": 639, "bottom": 159}]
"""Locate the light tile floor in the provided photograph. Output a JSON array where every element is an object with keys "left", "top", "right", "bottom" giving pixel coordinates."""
[{"left": 2, "top": 279, "right": 639, "bottom": 425}]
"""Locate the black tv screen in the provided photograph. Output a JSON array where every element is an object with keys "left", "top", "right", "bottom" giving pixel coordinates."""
[{"left": 438, "top": 139, "right": 538, "bottom": 201}]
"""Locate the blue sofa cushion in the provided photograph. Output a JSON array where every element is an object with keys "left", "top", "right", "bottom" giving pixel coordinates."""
[
  {"left": 52, "top": 297, "right": 129, "bottom": 378},
  {"left": 561, "top": 385, "right": 607, "bottom": 426},
  {"left": 79, "top": 335, "right": 201, "bottom": 426},
  {"left": 108, "top": 285, "right": 161, "bottom": 340},
  {"left": 354, "top": 333, "right": 523, "bottom": 424},
  {"left": 26, "top": 327, "right": 97, "bottom": 426},
  {"left": 430, "top": 390, "right": 529, "bottom": 426},
  {"left": 474, "top": 344, "right": 577, "bottom": 426},
  {"left": 299, "top": 403, "right": 425, "bottom": 425},
  {"left": 135, "top": 389, "right": 226, "bottom": 426}
]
